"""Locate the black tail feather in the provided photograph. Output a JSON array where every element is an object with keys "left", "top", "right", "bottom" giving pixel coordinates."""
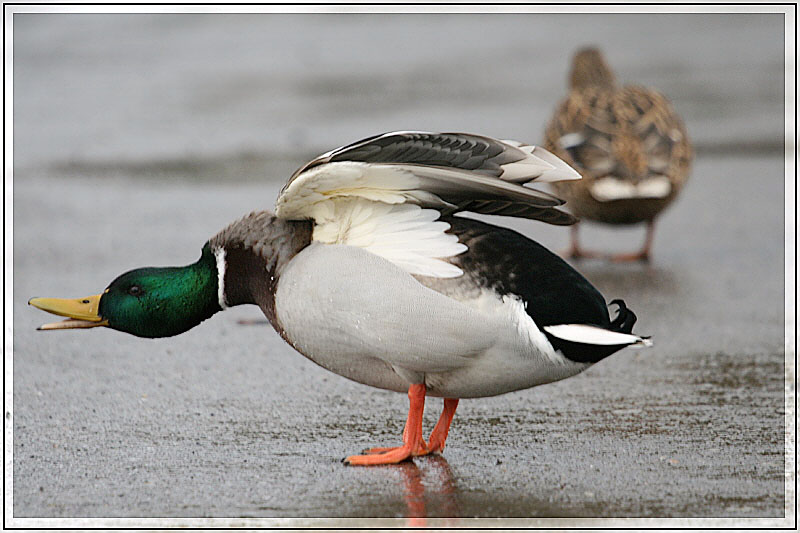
[{"left": 609, "top": 299, "right": 637, "bottom": 334}]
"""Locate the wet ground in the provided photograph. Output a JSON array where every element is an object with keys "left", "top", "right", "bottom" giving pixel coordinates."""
[{"left": 9, "top": 11, "right": 792, "bottom": 527}]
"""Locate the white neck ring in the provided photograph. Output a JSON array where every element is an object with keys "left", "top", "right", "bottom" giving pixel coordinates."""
[{"left": 214, "top": 247, "right": 228, "bottom": 310}]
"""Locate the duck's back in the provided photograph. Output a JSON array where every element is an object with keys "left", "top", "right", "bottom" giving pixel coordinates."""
[
  {"left": 424, "top": 215, "right": 611, "bottom": 329},
  {"left": 545, "top": 82, "right": 693, "bottom": 224}
]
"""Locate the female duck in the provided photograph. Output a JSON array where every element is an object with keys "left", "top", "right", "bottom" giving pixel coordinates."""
[
  {"left": 544, "top": 48, "right": 693, "bottom": 261},
  {"left": 30, "top": 131, "right": 650, "bottom": 466}
]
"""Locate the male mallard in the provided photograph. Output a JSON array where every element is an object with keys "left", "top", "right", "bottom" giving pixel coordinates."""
[
  {"left": 544, "top": 48, "right": 693, "bottom": 262},
  {"left": 30, "top": 131, "right": 650, "bottom": 466}
]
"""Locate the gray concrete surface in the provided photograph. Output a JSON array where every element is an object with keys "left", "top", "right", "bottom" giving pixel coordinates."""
[
  {"left": 12, "top": 154, "right": 789, "bottom": 522},
  {"left": 9, "top": 11, "right": 791, "bottom": 526}
]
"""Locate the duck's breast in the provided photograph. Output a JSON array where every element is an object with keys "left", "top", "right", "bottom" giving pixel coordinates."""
[
  {"left": 273, "top": 243, "right": 501, "bottom": 394},
  {"left": 273, "top": 242, "right": 588, "bottom": 398}
]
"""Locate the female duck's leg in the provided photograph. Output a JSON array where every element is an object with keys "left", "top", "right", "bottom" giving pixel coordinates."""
[
  {"left": 611, "top": 219, "right": 655, "bottom": 262},
  {"left": 345, "top": 383, "right": 429, "bottom": 466},
  {"left": 564, "top": 223, "right": 601, "bottom": 260},
  {"left": 427, "top": 398, "right": 459, "bottom": 453}
]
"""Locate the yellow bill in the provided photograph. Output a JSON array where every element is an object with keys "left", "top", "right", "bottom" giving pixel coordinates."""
[{"left": 28, "top": 294, "right": 109, "bottom": 330}]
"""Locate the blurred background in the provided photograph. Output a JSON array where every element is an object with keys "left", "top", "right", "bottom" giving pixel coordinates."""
[
  {"left": 14, "top": 13, "right": 784, "bottom": 178},
  {"left": 12, "top": 12, "right": 790, "bottom": 523}
]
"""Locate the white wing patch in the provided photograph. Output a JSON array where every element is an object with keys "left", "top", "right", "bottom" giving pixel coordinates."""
[
  {"left": 275, "top": 161, "right": 421, "bottom": 220},
  {"left": 311, "top": 198, "right": 467, "bottom": 278},
  {"left": 589, "top": 176, "right": 672, "bottom": 202},
  {"left": 273, "top": 141, "right": 577, "bottom": 279},
  {"left": 274, "top": 161, "right": 469, "bottom": 278},
  {"left": 544, "top": 324, "right": 652, "bottom": 347}
]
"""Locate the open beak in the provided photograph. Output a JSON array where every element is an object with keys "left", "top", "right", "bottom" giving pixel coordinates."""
[{"left": 28, "top": 294, "right": 109, "bottom": 330}]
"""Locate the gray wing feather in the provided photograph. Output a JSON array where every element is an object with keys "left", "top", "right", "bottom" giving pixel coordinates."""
[
  {"left": 450, "top": 200, "right": 577, "bottom": 225},
  {"left": 406, "top": 164, "right": 565, "bottom": 208},
  {"left": 296, "top": 132, "right": 521, "bottom": 178},
  {"left": 281, "top": 131, "right": 580, "bottom": 225}
]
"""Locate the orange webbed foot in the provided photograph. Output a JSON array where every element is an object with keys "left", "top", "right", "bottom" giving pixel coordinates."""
[
  {"left": 360, "top": 443, "right": 428, "bottom": 455},
  {"left": 344, "top": 383, "right": 429, "bottom": 467},
  {"left": 609, "top": 250, "right": 651, "bottom": 263},
  {"left": 343, "top": 387, "right": 461, "bottom": 466},
  {"left": 562, "top": 246, "right": 603, "bottom": 260},
  {"left": 345, "top": 440, "right": 429, "bottom": 465},
  {"left": 361, "top": 446, "right": 398, "bottom": 455}
]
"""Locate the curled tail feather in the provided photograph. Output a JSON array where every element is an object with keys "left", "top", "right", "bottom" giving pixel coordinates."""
[{"left": 609, "top": 299, "right": 637, "bottom": 333}]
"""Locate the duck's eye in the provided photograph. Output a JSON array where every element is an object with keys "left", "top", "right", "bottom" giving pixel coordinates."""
[{"left": 128, "top": 285, "right": 142, "bottom": 296}]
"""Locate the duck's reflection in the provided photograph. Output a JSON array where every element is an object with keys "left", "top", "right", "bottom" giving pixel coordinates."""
[
  {"left": 395, "top": 455, "right": 460, "bottom": 526},
  {"left": 396, "top": 462, "right": 426, "bottom": 525}
]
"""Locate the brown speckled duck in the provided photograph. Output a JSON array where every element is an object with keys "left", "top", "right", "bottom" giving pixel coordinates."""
[{"left": 544, "top": 48, "right": 693, "bottom": 262}]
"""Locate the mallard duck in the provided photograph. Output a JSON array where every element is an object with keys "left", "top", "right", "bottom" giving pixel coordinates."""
[
  {"left": 544, "top": 48, "right": 693, "bottom": 262},
  {"left": 29, "top": 131, "right": 651, "bottom": 466}
]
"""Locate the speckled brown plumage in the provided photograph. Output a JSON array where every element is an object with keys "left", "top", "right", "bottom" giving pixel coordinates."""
[{"left": 544, "top": 48, "right": 693, "bottom": 261}]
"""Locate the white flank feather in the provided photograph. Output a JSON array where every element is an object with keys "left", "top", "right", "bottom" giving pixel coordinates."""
[
  {"left": 543, "top": 324, "right": 651, "bottom": 347},
  {"left": 557, "top": 132, "right": 586, "bottom": 149},
  {"left": 589, "top": 176, "right": 672, "bottom": 202},
  {"left": 590, "top": 178, "right": 636, "bottom": 201},
  {"left": 311, "top": 198, "right": 467, "bottom": 278},
  {"left": 636, "top": 176, "right": 672, "bottom": 198},
  {"left": 503, "top": 295, "right": 574, "bottom": 366}
]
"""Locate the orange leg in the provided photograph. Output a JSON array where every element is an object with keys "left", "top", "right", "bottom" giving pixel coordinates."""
[
  {"left": 427, "top": 398, "right": 459, "bottom": 453},
  {"left": 364, "top": 397, "right": 460, "bottom": 455},
  {"left": 610, "top": 220, "right": 655, "bottom": 263},
  {"left": 563, "top": 224, "right": 601, "bottom": 260},
  {"left": 345, "top": 384, "right": 429, "bottom": 466}
]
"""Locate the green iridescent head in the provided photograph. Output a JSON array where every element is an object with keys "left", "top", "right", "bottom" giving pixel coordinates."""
[{"left": 30, "top": 244, "right": 221, "bottom": 338}]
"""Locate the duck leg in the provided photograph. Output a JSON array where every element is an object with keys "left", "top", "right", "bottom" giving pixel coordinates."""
[
  {"left": 610, "top": 220, "right": 655, "bottom": 262},
  {"left": 427, "top": 398, "right": 459, "bottom": 453},
  {"left": 345, "top": 383, "right": 429, "bottom": 466},
  {"left": 362, "top": 397, "right": 459, "bottom": 456},
  {"left": 563, "top": 224, "right": 601, "bottom": 260}
]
